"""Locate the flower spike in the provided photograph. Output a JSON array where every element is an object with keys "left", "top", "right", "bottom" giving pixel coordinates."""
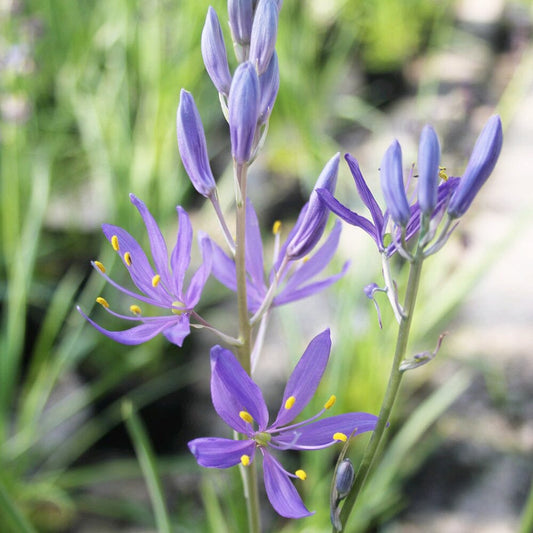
[{"left": 447, "top": 115, "right": 503, "bottom": 218}]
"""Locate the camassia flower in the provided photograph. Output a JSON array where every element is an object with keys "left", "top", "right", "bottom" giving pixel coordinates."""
[
  {"left": 77, "top": 194, "right": 212, "bottom": 346},
  {"left": 188, "top": 330, "right": 378, "bottom": 518}
]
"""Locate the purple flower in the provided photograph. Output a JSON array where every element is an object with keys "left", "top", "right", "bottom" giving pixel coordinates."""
[
  {"left": 77, "top": 194, "right": 212, "bottom": 347},
  {"left": 417, "top": 125, "right": 441, "bottom": 215},
  {"left": 229, "top": 62, "right": 260, "bottom": 164},
  {"left": 208, "top": 197, "right": 348, "bottom": 314},
  {"left": 380, "top": 140, "right": 410, "bottom": 227},
  {"left": 318, "top": 153, "right": 459, "bottom": 255},
  {"left": 188, "top": 330, "right": 378, "bottom": 518},
  {"left": 177, "top": 89, "right": 217, "bottom": 198},
  {"left": 201, "top": 7, "right": 232, "bottom": 96},
  {"left": 447, "top": 115, "right": 503, "bottom": 219}
]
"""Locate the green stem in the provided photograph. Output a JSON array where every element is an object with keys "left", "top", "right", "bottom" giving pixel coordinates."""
[
  {"left": 233, "top": 161, "right": 260, "bottom": 533},
  {"left": 336, "top": 249, "right": 425, "bottom": 531}
]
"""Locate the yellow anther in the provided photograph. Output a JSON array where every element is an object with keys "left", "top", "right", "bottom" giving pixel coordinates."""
[
  {"left": 123, "top": 252, "right": 132, "bottom": 266},
  {"left": 94, "top": 261, "right": 106, "bottom": 273},
  {"left": 302, "top": 255, "right": 310, "bottom": 263},
  {"left": 152, "top": 274, "right": 161, "bottom": 287},
  {"left": 295, "top": 469, "right": 307, "bottom": 481},
  {"left": 272, "top": 220, "right": 282, "bottom": 235},
  {"left": 241, "top": 455, "right": 250, "bottom": 466},
  {"left": 239, "top": 411, "right": 254, "bottom": 424},
  {"left": 130, "top": 305, "right": 142, "bottom": 315},
  {"left": 333, "top": 432, "right": 347, "bottom": 443},
  {"left": 96, "top": 297, "right": 109, "bottom": 308},
  {"left": 111, "top": 235, "right": 119, "bottom": 251},
  {"left": 284, "top": 396, "right": 296, "bottom": 410},
  {"left": 324, "top": 395, "right": 336, "bottom": 410},
  {"left": 438, "top": 166, "right": 449, "bottom": 181}
]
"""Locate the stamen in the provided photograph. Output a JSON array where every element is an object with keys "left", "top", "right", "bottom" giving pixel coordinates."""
[
  {"left": 302, "top": 255, "right": 310, "bottom": 263},
  {"left": 152, "top": 274, "right": 161, "bottom": 287},
  {"left": 239, "top": 411, "right": 254, "bottom": 424},
  {"left": 240, "top": 455, "right": 250, "bottom": 466},
  {"left": 130, "top": 305, "right": 142, "bottom": 315},
  {"left": 111, "top": 235, "right": 119, "bottom": 251},
  {"left": 295, "top": 469, "right": 307, "bottom": 481},
  {"left": 438, "top": 166, "right": 448, "bottom": 181},
  {"left": 284, "top": 396, "right": 296, "bottom": 410},
  {"left": 324, "top": 395, "right": 336, "bottom": 410},
  {"left": 96, "top": 297, "right": 109, "bottom": 308},
  {"left": 333, "top": 432, "right": 347, "bottom": 442},
  {"left": 94, "top": 261, "right": 106, "bottom": 273},
  {"left": 124, "top": 252, "right": 132, "bottom": 266},
  {"left": 272, "top": 220, "right": 282, "bottom": 235}
]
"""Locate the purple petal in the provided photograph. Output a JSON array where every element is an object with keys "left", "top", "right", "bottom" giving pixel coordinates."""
[
  {"left": 129, "top": 194, "right": 172, "bottom": 291},
  {"left": 77, "top": 306, "right": 171, "bottom": 345},
  {"left": 345, "top": 153, "right": 384, "bottom": 233},
  {"left": 262, "top": 451, "right": 313, "bottom": 518},
  {"left": 249, "top": 0, "right": 278, "bottom": 75},
  {"left": 280, "top": 220, "right": 341, "bottom": 295},
  {"left": 209, "top": 239, "right": 238, "bottom": 291},
  {"left": 380, "top": 140, "right": 410, "bottom": 227},
  {"left": 417, "top": 125, "right": 441, "bottom": 215},
  {"left": 101, "top": 224, "right": 165, "bottom": 301},
  {"left": 185, "top": 232, "right": 213, "bottom": 307},
  {"left": 170, "top": 206, "right": 192, "bottom": 297},
  {"left": 188, "top": 437, "right": 256, "bottom": 468},
  {"left": 245, "top": 200, "right": 266, "bottom": 293},
  {"left": 228, "top": 0, "right": 254, "bottom": 45},
  {"left": 272, "top": 330, "right": 331, "bottom": 428},
  {"left": 210, "top": 346, "right": 269, "bottom": 433},
  {"left": 162, "top": 315, "right": 191, "bottom": 347},
  {"left": 258, "top": 51, "right": 279, "bottom": 124},
  {"left": 273, "top": 412, "right": 378, "bottom": 450},
  {"left": 317, "top": 188, "right": 381, "bottom": 248}
]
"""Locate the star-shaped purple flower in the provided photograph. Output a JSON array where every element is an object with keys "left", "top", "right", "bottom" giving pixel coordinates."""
[
  {"left": 78, "top": 194, "right": 212, "bottom": 347},
  {"left": 188, "top": 330, "right": 378, "bottom": 518}
]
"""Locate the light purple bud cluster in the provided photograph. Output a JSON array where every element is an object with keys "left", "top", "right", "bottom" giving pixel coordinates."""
[
  {"left": 380, "top": 141, "right": 410, "bottom": 227},
  {"left": 176, "top": 89, "right": 217, "bottom": 198},
  {"left": 447, "top": 115, "right": 503, "bottom": 218},
  {"left": 229, "top": 62, "right": 260, "bottom": 164},
  {"left": 287, "top": 153, "right": 340, "bottom": 259}
]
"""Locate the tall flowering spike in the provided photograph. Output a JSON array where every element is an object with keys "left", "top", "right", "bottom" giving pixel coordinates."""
[
  {"left": 228, "top": 0, "right": 254, "bottom": 46},
  {"left": 177, "top": 90, "right": 217, "bottom": 198},
  {"left": 286, "top": 153, "right": 339, "bottom": 260},
  {"left": 78, "top": 196, "right": 212, "bottom": 347},
  {"left": 380, "top": 140, "right": 410, "bottom": 227},
  {"left": 201, "top": 7, "right": 232, "bottom": 96},
  {"left": 229, "top": 62, "right": 260, "bottom": 164},
  {"left": 447, "top": 115, "right": 503, "bottom": 219},
  {"left": 417, "top": 125, "right": 441, "bottom": 215},
  {"left": 249, "top": 0, "right": 279, "bottom": 75},
  {"left": 258, "top": 51, "right": 279, "bottom": 125},
  {"left": 188, "top": 330, "right": 378, "bottom": 518}
]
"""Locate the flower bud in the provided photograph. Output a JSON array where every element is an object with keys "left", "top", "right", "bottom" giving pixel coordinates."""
[
  {"left": 228, "top": 0, "right": 254, "bottom": 46},
  {"left": 286, "top": 153, "right": 340, "bottom": 259},
  {"left": 201, "top": 7, "right": 232, "bottom": 96},
  {"left": 229, "top": 62, "right": 260, "bottom": 164},
  {"left": 177, "top": 89, "right": 217, "bottom": 197},
  {"left": 258, "top": 51, "right": 279, "bottom": 124},
  {"left": 335, "top": 459, "right": 355, "bottom": 500},
  {"left": 380, "top": 140, "right": 410, "bottom": 227},
  {"left": 417, "top": 125, "right": 440, "bottom": 215},
  {"left": 249, "top": 0, "right": 279, "bottom": 75},
  {"left": 447, "top": 115, "right": 503, "bottom": 219}
]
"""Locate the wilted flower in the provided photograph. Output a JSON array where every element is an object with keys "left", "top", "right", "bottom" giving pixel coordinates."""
[
  {"left": 447, "top": 115, "right": 503, "bottom": 218},
  {"left": 188, "top": 330, "right": 378, "bottom": 518},
  {"left": 78, "top": 195, "right": 212, "bottom": 347}
]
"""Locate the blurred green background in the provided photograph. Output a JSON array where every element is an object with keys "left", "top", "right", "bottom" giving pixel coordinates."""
[{"left": 1, "top": 0, "right": 532, "bottom": 531}]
